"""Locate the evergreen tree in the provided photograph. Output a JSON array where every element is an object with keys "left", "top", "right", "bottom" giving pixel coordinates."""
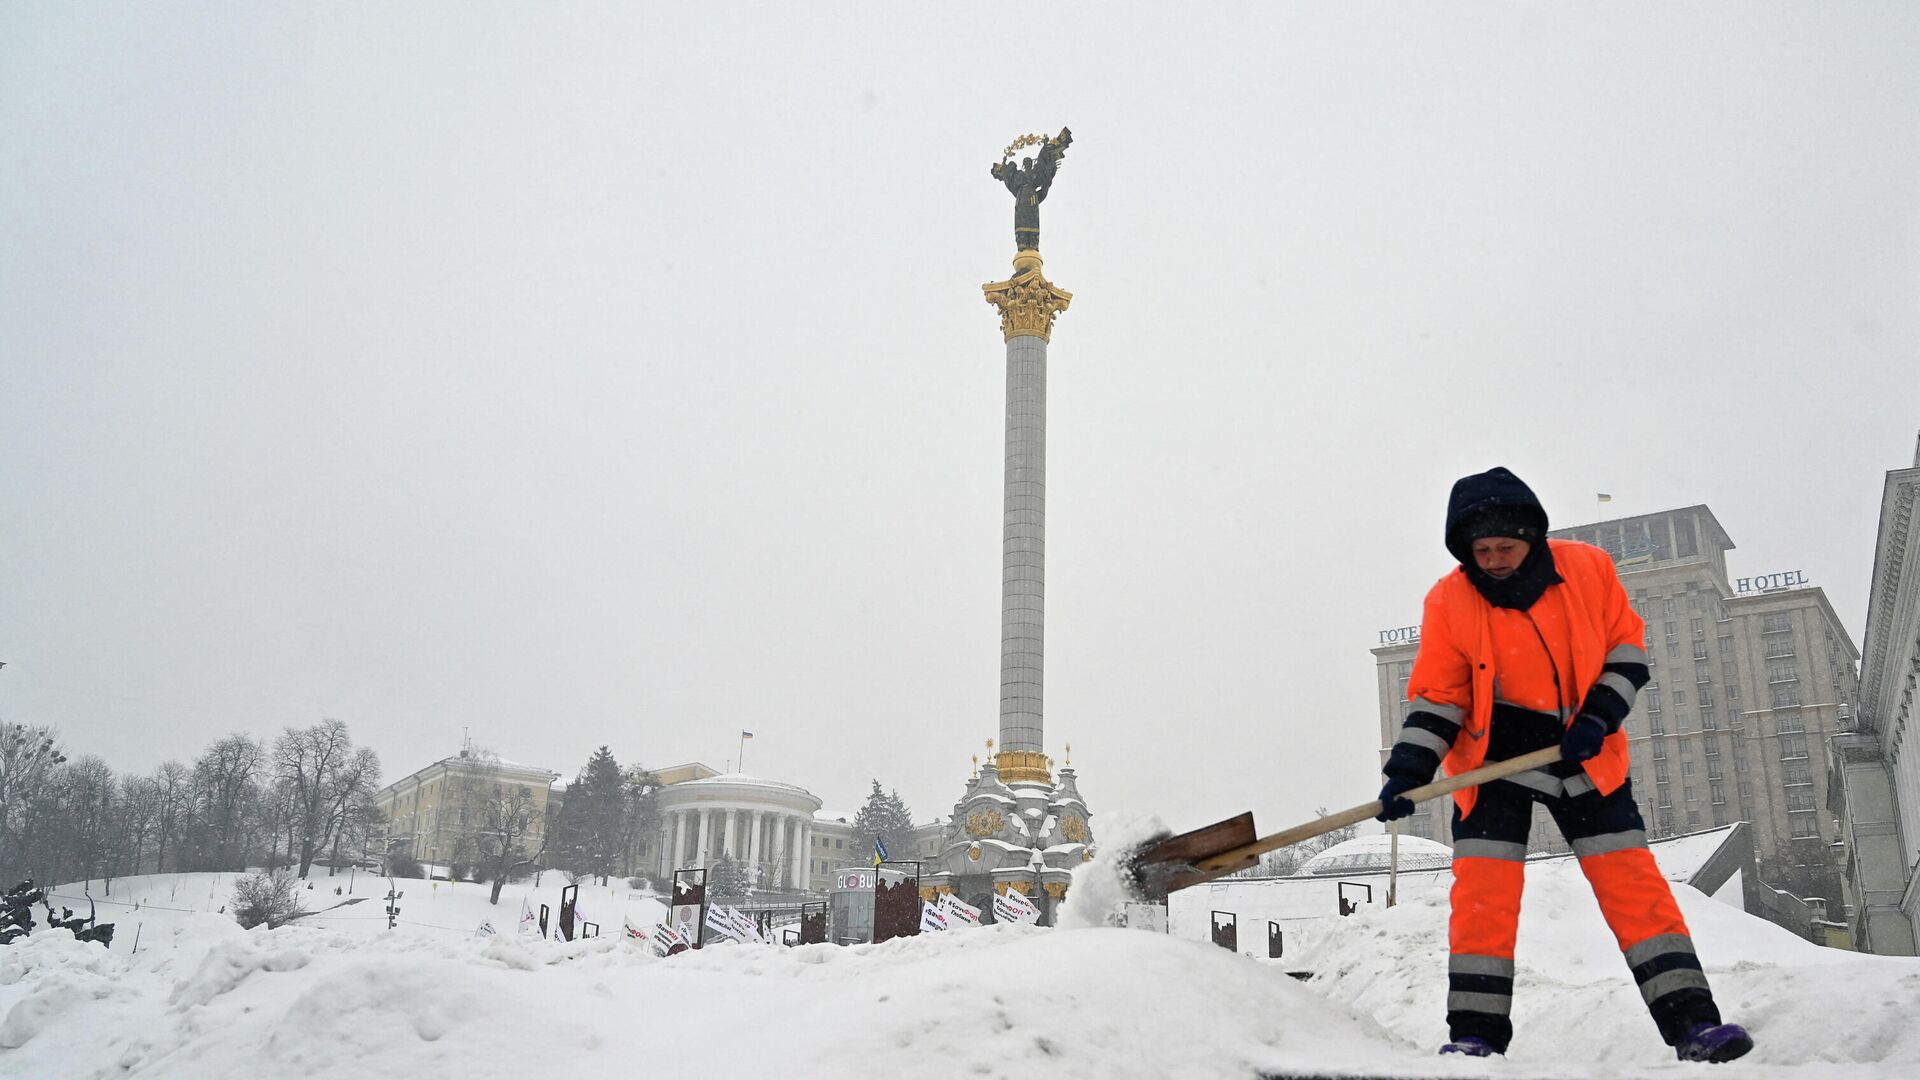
[
  {"left": 551, "top": 747, "right": 628, "bottom": 884},
  {"left": 708, "top": 850, "right": 750, "bottom": 899},
  {"left": 852, "top": 780, "right": 917, "bottom": 865}
]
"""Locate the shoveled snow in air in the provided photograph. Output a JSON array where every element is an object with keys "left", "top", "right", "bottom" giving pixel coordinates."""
[{"left": 2, "top": 860, "right": 1917, "bottom": 1079}]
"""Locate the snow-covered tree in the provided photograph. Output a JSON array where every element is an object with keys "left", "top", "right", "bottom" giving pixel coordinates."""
[
  {"left": 708, "top": 850, "right": 750, "bottom": 899},
  {"left": 852, "top": 780, "right": 917, "bottom": 866}
]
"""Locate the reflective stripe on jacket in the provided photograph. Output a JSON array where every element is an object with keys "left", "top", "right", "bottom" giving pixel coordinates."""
[{"left": 1407, "top": 539, "right": 1645, "bottom": 818}]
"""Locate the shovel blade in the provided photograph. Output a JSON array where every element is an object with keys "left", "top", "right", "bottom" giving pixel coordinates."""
[{"left": 1125, "top": 812, "right": 1258, "bottom": 901}]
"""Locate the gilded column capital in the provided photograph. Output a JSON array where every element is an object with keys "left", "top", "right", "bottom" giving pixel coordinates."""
[
  {"left": 994, "top": 750, "right": 1052, "bottom": 786},
  {"left": 982, "top": 255, "right": 1072, "bottom": 343}
]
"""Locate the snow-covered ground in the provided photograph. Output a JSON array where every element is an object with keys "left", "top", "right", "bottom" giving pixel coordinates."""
[{"left": 2, "top": 862, "right": 1917, "bottom": 1079}]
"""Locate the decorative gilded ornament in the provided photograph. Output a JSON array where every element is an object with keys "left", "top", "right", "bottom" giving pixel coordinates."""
[
  {"left": 1060, "top": 815, "right": 1089, "bottom": 843},
  {"left": 982, "top": 263, "right": 1072, "bottom": 343},
  {"left": 965, "top": 808, "right": 1006, "bottom": 838}
]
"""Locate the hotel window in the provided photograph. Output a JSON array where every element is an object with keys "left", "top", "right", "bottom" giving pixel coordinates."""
[
  {"left": 1664, "top": 597, "right": 1676, "bottom": 615},
  {"left": 1765, "top": 640, "right": 1794, "bottom": 659},
  {"left": 1707, "top": 760, "right": 1723, "bottom": 780},
  {"left": 1668, "top": 641, "right": 1680, "bottom": 659},
  {"left": 1654, "top": 763, "right": 1671, "bottom": 783},
  {"left": 1763, "top": 613, "right": 1792, "bottom": 634},
  {"left": 1776, "top": 711, "right": 1805, "bottom": 734},
  {"left": 1697, "top": 685, "right": 1713, "bottom": 707},
  {"left": 1771, "top": 685, "right": 1800, "bottom": 709},
  {"left": 1734, "top": 753, "right": 1750, "bottom": 774},
  {"left": 1657, "top": 785, "right": 1673, "bottom": 808},
  {"left": 1784, "top": 760, "right": 1813, "bottom": 785},
  {"left": 1768, "top": 663, "right": 1798, "bottom": 684},
  {"left": 1674, "top": 689, "right": 1688, "bottom": 705},
  {"left": 1701, "top": 711, "right": 1719, "bottom": 733},
  {"left": 1692, "top": 641, "right": 1709, "bottom": 660},
  {"left": 1676, "top": 516, "right": 1698, "bottom": 557},
  {"left": 1728, "top": 682, "right": 1740, "bottom": 702},
  {"left": 1779, "top": 734, "right": 1807, "bottom": 759},
  {"left": 1652, "top": 742, "right": 1667, "bottom": 761},
  {"left": 1682, "top": 761, "right": 1695, "bottom": 777},
  {"left": 1709, "top": 781, "right": 1725, "bottom": 804},
  {"left": 1787, "top": 789, "right": 1817, "bottom": 813},
  {"left": 1688, "top": 809, "right": 1703, "bottom": 826},
  {"left": 1646, "top": 688, "right": 1662, "bottom": 712},
  {"left": 1665, "top": 620, "right": 1678, "bottom": 640},
  {"left": 1691, "top": 617, "right": 1705, "bottom": 637},
  {"left": 1684, "top": 784, "right": 1698, "bottom": 803},
  {"left": 1790, "top": 815, "right": 1818, "bottom": 839}
]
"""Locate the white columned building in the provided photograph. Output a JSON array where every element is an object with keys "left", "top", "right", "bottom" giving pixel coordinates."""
[{"left": 654, "top": 773, "right": 825, "bottom": 895}]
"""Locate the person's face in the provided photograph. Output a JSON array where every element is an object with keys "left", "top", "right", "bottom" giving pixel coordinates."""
[{"left": 1472, "top": 537, "right": 1530, "bottom": 579}]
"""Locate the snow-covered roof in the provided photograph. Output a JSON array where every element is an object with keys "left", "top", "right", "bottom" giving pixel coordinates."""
[
  {"left": 669, "top": 772, "right": 819, "bottom": 800},
  {"left": 1297, "top": 834, "right": 1454, "bottom": 876}
]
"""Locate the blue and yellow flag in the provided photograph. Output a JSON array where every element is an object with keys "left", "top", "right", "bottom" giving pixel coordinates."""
[{"left": 873, "top": 836, "right": 890, "bottom": 867}]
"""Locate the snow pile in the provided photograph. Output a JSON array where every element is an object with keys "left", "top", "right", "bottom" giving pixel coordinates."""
[
  {"left": 3, "top": 863, "right": 1919, "bottom": 1078},
  {"left": 1284, "top": 859, "right": 1920, "bottom": 1073},
  {"left": 0, "top": 896, "right": 1387, "bottom": 1079}
]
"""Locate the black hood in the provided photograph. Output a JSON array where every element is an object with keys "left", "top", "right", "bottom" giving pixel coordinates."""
[
  {"left": 1444, "top": 466, "right": 1551, "bottom": 565},
  {"left": 1444, "top": 466, "right": 1560, "bottom": 610}
]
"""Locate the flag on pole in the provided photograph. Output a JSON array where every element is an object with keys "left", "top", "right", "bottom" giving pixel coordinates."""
[
  {"left": 724, "top": 905, "right": 763, "bottom": 944},
  {"left": 939, "top": 892, "right": 982, "bottom": 926},
  {"left": 1597, "top": 493, "right": 1612, "bottom": 502},
  {"left": 919, "top": 901, "right": 950, "bottom": 933},
  {"left": 740, "top": 730, "right": 753, "bottom": 740},
  {"left": 648, "top": 921, "right": 686, "bottom": 956},
  {"left": 873, "top": 836, "right": 890, "bottom": 868},
  {"left": 993, "top": 888, "right": 1041, "bottom": 925}
]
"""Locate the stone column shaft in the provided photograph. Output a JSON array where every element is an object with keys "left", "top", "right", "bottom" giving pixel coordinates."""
[
  {"left": 790, "top": 817, "right": 804, "bottom": 888},
  {"left": 696, "top": 809, "right": 711, "bottom": 867},
  {"left": 747, "top": 810, "right": 764, "bottom": 884},
  {"left": 1001, "top": 331, "right": 1047, "bottom": 756}
]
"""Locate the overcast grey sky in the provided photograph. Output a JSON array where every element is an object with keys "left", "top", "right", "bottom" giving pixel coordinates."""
[{"left": 4, "top": 3, "right": 1917, "bottom": 836}]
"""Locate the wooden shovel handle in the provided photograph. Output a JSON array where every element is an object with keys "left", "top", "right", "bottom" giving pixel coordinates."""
[{"left": 1187, "top": 746, "right": 1564, "bottom": 880}]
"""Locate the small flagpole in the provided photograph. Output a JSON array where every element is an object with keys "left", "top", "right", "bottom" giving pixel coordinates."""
[{"left": 738, "top": 731, "right": 747, "bottom": 773}]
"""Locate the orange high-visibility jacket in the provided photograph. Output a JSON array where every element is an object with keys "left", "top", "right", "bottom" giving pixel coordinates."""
[{"left": 1407, "top": 539, "right": 1644, "bottom": 817}]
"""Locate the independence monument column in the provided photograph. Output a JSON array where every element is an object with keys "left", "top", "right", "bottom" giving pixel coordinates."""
[
  {"left": 982, "top": 128, "right": 1074, "bottom": 785},
  {"left": 925, "top": 128, "right": 1091, "bottom": 923}
]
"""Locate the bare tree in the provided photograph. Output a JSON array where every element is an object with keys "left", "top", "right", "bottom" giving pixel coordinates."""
[
  {"left": 64, "top": 756, "right": 117, "bottom": 890},
  {"left": 0, "top": 723, "right": 67, "bottom": 882},
  {"left": 149, "top": 761, "right": 189, "bottom": 874},
  {"left": 193, "top": 734, "right": 265, "bottom": 871},
  {"left": 114, "top": 775, "right": 161, "bottom": 878},
  {"left": 272, "top": 720, "right": 379, "bottom": 877}
]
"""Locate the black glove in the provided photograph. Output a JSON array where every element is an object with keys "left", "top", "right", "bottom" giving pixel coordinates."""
[
  {"left": 1376, "top": 774, "right": 1420, "bottom": 822},
  {"left": 1561, "top": 713, "right": 1610, "bottom": 763}
]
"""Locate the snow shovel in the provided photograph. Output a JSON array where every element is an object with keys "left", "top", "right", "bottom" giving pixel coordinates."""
[{"left": 1125, "top": 746, "right": 1563, "bottom": 900}]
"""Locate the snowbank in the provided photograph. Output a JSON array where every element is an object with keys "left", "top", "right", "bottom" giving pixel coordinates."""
[{"left": 2, "top": 865, "right": 1917, "bottom": 1078}]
